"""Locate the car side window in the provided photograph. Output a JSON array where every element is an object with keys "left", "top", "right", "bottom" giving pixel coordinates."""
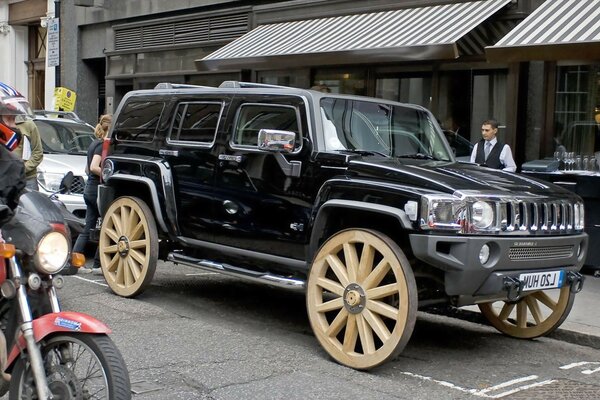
[
  {"left": 169, "top": 102, "right": 222, "bottom": 145},
  {"left": 113, "top": 101, "right": 165, "bottom": 142},
  {"left": 232, "top": 104, "right": 300, "bottom": 148}
]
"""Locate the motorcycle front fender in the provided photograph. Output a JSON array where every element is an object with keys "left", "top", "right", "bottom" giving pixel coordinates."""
[{"left": 5, "top": 311, "right": 112, "bottom": 369}]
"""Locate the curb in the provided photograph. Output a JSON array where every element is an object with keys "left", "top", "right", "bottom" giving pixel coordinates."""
[{"left": 426, "top": 307, "right": 600, "bottom": 350}]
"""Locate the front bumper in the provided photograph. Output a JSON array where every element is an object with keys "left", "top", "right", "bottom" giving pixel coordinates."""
[{"left": 410, "top": 233, "right": 588, "bottom": 297}]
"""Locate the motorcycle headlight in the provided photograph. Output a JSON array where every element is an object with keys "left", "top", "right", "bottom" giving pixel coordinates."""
[
  {"left": 35, "top": 231, "right": 69, "bottom": 274},
  {"left": 471, "top": 201, "right": 494, "bottom": 229},
  {"left": 37, "top": 172, "right": 65, "bottom": 192}
]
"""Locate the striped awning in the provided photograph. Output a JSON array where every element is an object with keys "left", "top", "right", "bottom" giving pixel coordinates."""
[
  {"left": 486, "top": 0, "right": 600, "bottom": 61},
  {"left": 197, "top": 0, "right": 512, "bottom": 71}
]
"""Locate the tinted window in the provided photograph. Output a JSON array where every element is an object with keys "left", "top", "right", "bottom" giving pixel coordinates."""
[
  {"left": 35, "top": 120, "right": 95, "bottom": 155},
  {"left": 233, "top": 104, "right": 299, "bottom": 147},
  {"left": 114, "top": 101, "right": 165, "bottom": 142},
  {"left": 169, "top": 102, "right": 221, "bottom": 144}
]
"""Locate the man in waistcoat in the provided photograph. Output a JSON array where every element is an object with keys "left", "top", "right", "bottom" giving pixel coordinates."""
[{"left": 470, "top": 119, "right": 516, "bottom": 172}]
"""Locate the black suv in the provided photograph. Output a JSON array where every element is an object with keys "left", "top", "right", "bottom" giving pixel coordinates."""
[{"left": 98, "top": 82, "right": 587, "bottom": 370}]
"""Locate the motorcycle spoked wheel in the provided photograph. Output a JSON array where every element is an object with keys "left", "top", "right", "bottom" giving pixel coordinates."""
[{"left": 9, "top": 333, "right": 131, "bottom": 400}]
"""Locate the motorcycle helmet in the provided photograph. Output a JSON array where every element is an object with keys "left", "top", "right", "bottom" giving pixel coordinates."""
[{"left": 0, "top": 82, "right": 33, "bottom": 118}]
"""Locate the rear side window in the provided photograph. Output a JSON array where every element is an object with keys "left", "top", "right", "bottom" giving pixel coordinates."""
[
  {"left": 113, "top": 101, "right": 165, "bottom": 142},
  {"left": 232, "top": 104, "right": 300, "bottom": 148},
  {"left": 169, "top": 102, "right": 222, "bottom": 145}
]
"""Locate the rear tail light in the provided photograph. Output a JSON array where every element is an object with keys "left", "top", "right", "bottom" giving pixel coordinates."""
[{"left": 100, "top": 137, "right": 111, "bottom": 183}]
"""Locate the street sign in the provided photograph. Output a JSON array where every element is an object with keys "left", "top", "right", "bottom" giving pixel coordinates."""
[{"left": 47, "top": 18, "right": 60, "bottom": 67}]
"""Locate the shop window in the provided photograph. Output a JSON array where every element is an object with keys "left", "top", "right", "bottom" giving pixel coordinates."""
[
  {"left": 312, "top": 69, "right": 367, "bottom": 95},
  {"left": 257, "top": 69, "right": 310, "bottom": 89},
  {"left": 555, "top": 65, "right": 600, "bottom": 155},
  {"left": 375, "top": 77, "right": 431, "bottom": 108}
]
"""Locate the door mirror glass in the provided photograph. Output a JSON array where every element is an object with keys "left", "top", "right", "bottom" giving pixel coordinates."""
[{"left": 258, "top": 129, "right": 296, "bottom": 153}]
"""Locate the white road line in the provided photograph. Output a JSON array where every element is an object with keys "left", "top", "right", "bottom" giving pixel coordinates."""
[
  {"left": 72, "top": 275, "right": 108, "bottom": 287},
  {"left": 583, "top": 367, "right": 600, "bottom": 375},
  {"left": 490, "top": 379, "right": 556, "bottom": 398},
  {"left": 477, "top": 375, "right": 538, "bottom": 394},
  {"left": 400, "top": 371, "right": 555, "bottom": 398},
  {"left": 560, "top": 361, "right": 599, "bottom": 369}
]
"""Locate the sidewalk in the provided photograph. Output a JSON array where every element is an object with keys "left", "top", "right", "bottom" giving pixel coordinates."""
[
  {"left": 438, "top": 272, "right": 600, "bottom": 349},
  {"left": 549, "top": 272, "right": 600, "bottom": 349}
]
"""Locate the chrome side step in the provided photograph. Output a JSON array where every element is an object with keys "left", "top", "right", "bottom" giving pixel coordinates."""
[{"left": 167, "top": 252, "right": 306, "bottom": 291}]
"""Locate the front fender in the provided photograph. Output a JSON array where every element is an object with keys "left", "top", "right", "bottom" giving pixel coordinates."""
[{"left": 6, "top": 311, "right": 111, "bottom": 369}]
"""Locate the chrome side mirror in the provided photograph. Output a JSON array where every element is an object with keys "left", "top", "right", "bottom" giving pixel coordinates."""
[{"left": 257, "top": 129, "right": 296, "bottom": 154}]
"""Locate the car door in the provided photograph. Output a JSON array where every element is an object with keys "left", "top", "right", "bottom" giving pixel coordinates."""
[
  {"left": 160, "top": 96, "right": 230, "bottom": 241},
  {"left": 212, "top": 94, "right": 314, "bottom": 260}
]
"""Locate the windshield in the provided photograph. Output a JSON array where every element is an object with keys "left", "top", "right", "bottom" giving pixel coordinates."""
[
  {"left": 35, "top": 119, "right": 95, "bottom": 155},
  {"left": 319, "top": 97, "right": 453, "bottom": 161}
]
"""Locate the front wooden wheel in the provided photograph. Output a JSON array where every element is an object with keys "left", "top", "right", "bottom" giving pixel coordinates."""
[
  {"left": 99, "top": 196, "right": 158, "bottom": 298},
  {"left": 478, "top": 286, "right": 574, "bottom": 339},
  {"left": 306, "top": 229, "right": 417, "bottom": 370}
]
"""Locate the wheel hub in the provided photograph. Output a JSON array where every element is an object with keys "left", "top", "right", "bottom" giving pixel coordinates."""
[
  {"left": 344, "top": 283, "right": 366, "bottom": 314},
  {"left": 117, "top": 236, "right": 130, "bottom": 256},
  {"left": 47, "top": 365, "right": 84, "bottom": 399}
]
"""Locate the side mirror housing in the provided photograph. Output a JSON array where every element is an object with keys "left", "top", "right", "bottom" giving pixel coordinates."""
[{"left": 257, "top": 129, "right": 296, "bottom": 154}]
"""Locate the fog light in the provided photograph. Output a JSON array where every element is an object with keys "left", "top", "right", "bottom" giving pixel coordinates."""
[{"left": 479, "top": 244, "right": 490, "bottom": 264}]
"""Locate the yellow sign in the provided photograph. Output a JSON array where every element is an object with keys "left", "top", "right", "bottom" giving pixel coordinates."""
[{"left": 53, "top": 87, "right": 77, "bottom": 111}]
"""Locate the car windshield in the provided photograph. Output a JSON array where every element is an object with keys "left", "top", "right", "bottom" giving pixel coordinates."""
[
  {"left": 319, "top": 97, "right": 453, "bottom": 161},
  {"left": 35, "top": 119, "right": 95, "bottom": 155}
]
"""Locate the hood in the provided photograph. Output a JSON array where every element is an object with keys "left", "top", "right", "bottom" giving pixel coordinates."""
[
  {"left": 347, "top": 157, "right": 574, "bottom": 198},
  {"left": 38, "top": 154, "right": 87, "bottom": 177}
]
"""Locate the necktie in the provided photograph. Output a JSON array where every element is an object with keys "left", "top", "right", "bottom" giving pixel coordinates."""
[{"left": 485, "top": 141, "right": 492, "bottom": 160}]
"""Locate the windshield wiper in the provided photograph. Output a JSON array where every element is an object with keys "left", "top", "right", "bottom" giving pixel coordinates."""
[
  {"left": 339, "top": 149, "right": 390, "bottom": 157},
  {"left": 397, "top": 153, "right": 437, "bottom": 160}
]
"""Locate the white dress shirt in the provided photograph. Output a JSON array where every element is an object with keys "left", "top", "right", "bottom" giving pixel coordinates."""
[{"left": 470, "top": 137, "right": 517, "bottom": 172}]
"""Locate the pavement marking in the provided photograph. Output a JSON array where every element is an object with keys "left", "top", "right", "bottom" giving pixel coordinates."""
[
  {"left": 398, "top": 371, "right": 555, "bottom": 398},
  {"left": 72, "top": 275, "right": 109, "bottom": 287},
  {"left": 560, "top": 361, "right": 600, "bottom": 375},
  {"left": 477, "top": 375, "right": 538, "bottom": 394}
]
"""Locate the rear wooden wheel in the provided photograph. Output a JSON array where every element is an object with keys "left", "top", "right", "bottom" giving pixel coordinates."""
[
  {"left": 478, "top": 286, "right": 574, "bottom": 339},
  {"left": 99, "top": 196, "right": 158, "bottom": 298},
  {"left": 306, "top": 229, "right": 417, "bottom": 370}
]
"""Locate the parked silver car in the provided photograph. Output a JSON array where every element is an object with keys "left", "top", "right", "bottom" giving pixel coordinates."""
[{"left": 34, "top": 111, "right": 95, "bottom": 219}]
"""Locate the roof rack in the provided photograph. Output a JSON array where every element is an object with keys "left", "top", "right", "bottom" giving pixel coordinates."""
[
  {"left": 218, "top": 81, "right": 289, "bottom": 89},
  {"left": 33, "top": 110, "right": 82, "bottom": 121},
  {"left": 153, "top": 83, "right": 212, "bottom": 90}
]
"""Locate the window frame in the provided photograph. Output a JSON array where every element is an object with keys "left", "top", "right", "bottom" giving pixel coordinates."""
[
  {"left": 166, "top": 100, "right": 224, "bottom": 148},
  {"left": 230, "top": 102, "right": 303, "bottom": 154}
]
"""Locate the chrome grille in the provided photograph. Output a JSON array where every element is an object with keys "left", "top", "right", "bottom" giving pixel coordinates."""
[
  {"left": 502, "top": 200, "right": 575, "bottom": 233},
  {"left": 508, "top": 245, "right": 574, "bottom": 260},
  {"left": 70, "top": 176, "right": 85, "bottom": 194}
]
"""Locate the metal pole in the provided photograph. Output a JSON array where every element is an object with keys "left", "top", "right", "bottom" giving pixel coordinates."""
[{"left": 54, "top": 0, "right": 61, "bottom": 89}]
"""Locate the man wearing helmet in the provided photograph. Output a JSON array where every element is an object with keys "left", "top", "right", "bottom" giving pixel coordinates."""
[{"left": 0, "top": 84, "right": 43, "bottom": 190}]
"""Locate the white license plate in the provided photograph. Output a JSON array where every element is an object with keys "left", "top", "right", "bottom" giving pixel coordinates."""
[{"left": 519, "top": 270, "right": 565, "bottom": 292}]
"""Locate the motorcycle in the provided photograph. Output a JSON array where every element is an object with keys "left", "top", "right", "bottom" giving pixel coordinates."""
[{"left": 0, "top": 187, "right": 131, "bottom": 399}]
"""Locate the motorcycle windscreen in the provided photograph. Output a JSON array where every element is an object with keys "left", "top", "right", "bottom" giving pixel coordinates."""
[{"left": 1, "top": 191, "right": 65, "bottom": 255}]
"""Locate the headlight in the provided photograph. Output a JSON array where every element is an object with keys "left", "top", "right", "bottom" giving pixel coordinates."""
[
  {"left": 35, "top": 232, "right": 69, "bottom": 274},
  {"left": 421, "top": 195, "right": 467, "bottom": 231},
  {"left": 471, "top": 201, "right": 494, "bottom": 229},
  {"left": 37, "top": 172, "right": 65, "bottom": 192}
]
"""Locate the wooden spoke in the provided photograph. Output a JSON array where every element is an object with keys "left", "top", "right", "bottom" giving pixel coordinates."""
[
  {"left": 366, "top": 283, "right": 399, "bottom": 300},
  {"left": 343, "top": 243, "right": 359, "bottom": 283},
  {"left": 478, "top": 286, "right": 574, "bottom": 339},
  {"left": 316, "top": 297, "right": 344, "bottom": 313},
  {"left": 315, "top": 277, "right": 345, "bottom": 297},
  {"left": 326, "top": 254, "right": 350, "bottom": 288},
  {"left": 99, "top": 197, "right": 158, "bottom": 297},
  {"left": 306, "top": 229, "right": 417, "bottom": 370},
  {"left": 366, "top": 299, "right": 399, "bottom": 321}
]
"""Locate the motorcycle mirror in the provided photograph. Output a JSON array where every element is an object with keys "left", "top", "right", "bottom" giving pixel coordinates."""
[{"left": 59, "top": 171, "right": 75, "bottom": 194}]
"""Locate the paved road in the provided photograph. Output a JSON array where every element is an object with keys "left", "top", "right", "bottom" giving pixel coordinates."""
[{"left": 10, "top": 261, "right": 600, "bottom": 399}]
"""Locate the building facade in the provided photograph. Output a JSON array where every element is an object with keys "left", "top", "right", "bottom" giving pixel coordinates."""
[{"left": 4, "top": 0, "right": 599, "bottom": 168}]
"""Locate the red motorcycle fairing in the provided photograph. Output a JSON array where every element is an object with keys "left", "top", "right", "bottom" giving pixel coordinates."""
[{"left": 5, "top": 311, "right": 112, "bottom": 369}]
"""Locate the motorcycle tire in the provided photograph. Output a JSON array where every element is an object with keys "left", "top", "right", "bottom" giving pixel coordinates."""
[{"left": 9, "top": 333, "right": 131, "bottom": 400}]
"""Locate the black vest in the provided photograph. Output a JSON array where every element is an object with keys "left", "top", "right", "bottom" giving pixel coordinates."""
[{"left": 475, "top": 139, "right": 503, "bottom": 169}]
